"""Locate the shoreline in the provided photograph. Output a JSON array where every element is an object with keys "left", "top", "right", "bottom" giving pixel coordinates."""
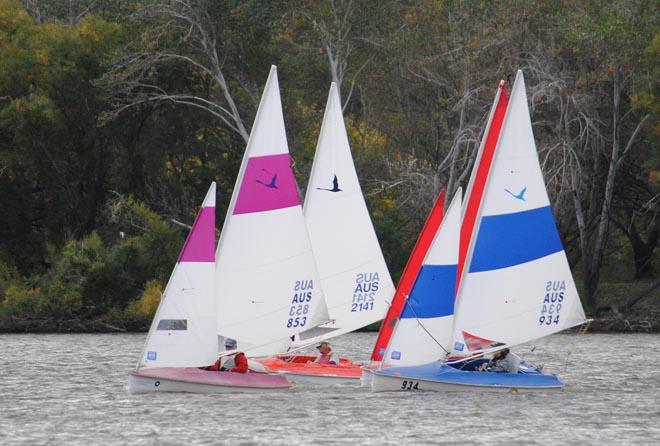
[{"left": 1, "top": 315, "right": 658, "bottom": 334}]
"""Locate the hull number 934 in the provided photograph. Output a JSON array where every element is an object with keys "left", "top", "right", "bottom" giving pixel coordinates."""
[{"left": 401, "top": 380, "right": 419, "bottom": 391}]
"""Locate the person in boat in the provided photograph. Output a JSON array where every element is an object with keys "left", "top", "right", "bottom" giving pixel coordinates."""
[
  {"left": 479, "top": 348, "right": 520, "bottom": 373},
  {"left": 310, "top": 341, "right": 340, "bottom": 365},
  {"left": 200, "top": 338, "right": 249, "bottom": 373}
]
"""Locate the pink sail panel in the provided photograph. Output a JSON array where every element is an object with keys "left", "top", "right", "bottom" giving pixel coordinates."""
[
  {"left": 233, "top": 153, "right": 301, "bottom": 215},
  {"left": 178, "top": 206, "right": 216, "bottom": 263}
]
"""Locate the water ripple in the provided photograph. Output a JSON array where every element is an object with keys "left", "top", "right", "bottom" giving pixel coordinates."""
[{"left": 0, "top": 333, "right": 658, "bottom": 445}]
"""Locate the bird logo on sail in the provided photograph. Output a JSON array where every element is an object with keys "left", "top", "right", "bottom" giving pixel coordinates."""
[
  {"left": 504, "top": 186, "right": 527, "bottom": 201},
  {"left": 316, "top": 174, "right": 342, "bottom": 192},
  {"left": 256, "top": 169, "right": 279, "bottom": 189}
]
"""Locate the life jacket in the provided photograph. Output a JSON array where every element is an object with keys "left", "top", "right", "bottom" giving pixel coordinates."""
[
  {"left": 230, "top": 353, "right": 249, "bottom": 373},
  {"left": 316, "top": 353, "right": 338, "bottom": 365}
]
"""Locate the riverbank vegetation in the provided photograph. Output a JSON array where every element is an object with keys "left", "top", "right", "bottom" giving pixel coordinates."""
[{"left": 0, "top": 0, "right": 658, "bottom": 332}]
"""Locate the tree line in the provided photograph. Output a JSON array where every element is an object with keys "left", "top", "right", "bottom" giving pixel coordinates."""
[{"left": 0, "top": 0, "right": 657, "bottom": 331}]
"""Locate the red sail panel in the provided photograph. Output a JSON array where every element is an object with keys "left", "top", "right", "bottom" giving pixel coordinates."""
[
  {"left": 456, "top": 82, "right": 509, "bottom": 294},
  {"left": 370, "top": 190, "right": 446, "bottom": 362}
]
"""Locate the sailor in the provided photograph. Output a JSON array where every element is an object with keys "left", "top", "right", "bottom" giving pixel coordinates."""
[
  {"left": 199, "top": 338, "right": 248, "bottom": 373},
  {"left": 480, "top": 348, "right": 520, "bottom": 373},
  {"left": 310, "top": 341, "right": 340, "bottom": 365}
]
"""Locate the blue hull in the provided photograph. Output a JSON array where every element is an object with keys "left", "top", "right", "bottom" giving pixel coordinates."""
[{"left": 373, "top": 361, "right": 563, "bottom": 391}]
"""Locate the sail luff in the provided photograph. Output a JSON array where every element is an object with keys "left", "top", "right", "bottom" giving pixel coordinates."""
[{"left": 215, "top": 65, "right": 278, "bottom": 256}]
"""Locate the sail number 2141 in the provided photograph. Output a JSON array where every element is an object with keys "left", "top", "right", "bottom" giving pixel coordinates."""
[{"left": 351, "top": 272, "right": 379, "bottom": 312}]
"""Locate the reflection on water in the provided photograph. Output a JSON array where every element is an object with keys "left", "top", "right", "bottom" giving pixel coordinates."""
[{"left": 0, "top": 332, "right": 658, "bottom": 445}]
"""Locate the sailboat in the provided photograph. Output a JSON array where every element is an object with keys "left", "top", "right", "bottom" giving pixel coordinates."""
[
  {"left": 360, "top": 189, "right": 447, "bottom": 387},
  {"left": 364, "top": 77, "right": 508, "bottom": 383},
  {"left": 128, "top": 183, "right": 290, "bottom": 393},
  {"left": 254, "top": 83, "right": 395, "bottom": 384},
  {"left": 369, "top": 70, "right": 588, "bottom": 392},
  {"left": 214, "top": 66, "right": 332, "bottom": 358},
  {"left": 381, "top": 189, "right": 462, "bottom": 366}
]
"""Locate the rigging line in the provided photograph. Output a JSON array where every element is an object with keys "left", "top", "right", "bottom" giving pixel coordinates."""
[{"left": 403, "top": 300, "right": 449, "bottom": 355}]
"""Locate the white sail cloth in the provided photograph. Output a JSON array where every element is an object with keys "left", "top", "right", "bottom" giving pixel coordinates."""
[
  {"left": 215, "top": 66, "right": 329, "bottom": 356},
  {"left": 450, "top": 71, "right": 587, "bottom": 356},
  {"left": 299, "top": 83, "right": 394, "bottom": 345}
]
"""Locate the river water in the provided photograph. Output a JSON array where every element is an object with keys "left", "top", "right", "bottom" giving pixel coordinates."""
[{"left": 0, "top": 332, "right": 658, "bottom": 445}]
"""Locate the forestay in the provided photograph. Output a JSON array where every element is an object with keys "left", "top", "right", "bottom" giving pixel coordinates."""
[
  {"left": 300, "top": 83, "right": 394, "bottom": 345},
  {"left": 137, "top": 183, "right": 218, "bottom": 369},
  {"left": 382, "top": 189, "right": 462, "bottom": 367},
  {"left": 215, "top": 66, "right": 329, "bottom": 356},
  {"left": 450, "top": 71, "right": 587, "bottom": 356}
]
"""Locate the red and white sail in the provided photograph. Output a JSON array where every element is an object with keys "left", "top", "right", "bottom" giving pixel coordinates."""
[{"left": 370, "top": 190, "right": 446, "bottom": 363}]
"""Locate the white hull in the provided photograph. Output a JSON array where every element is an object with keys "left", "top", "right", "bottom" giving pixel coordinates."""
[
  {"left": 370, "top": 373, "right": 563, "bottom": 393},
  {"left": 128, "top": 373, "right": 289, "bottom": 394},
  {"left": 360, "top": 367, "right": 375, "bottom": 388}
]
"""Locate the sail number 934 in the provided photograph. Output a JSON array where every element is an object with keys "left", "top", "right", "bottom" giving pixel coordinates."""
[{"left": 401, "top": 380, "right": 420, "bottom": 391}]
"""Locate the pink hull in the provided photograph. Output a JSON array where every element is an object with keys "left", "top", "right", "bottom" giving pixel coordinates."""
[{"left": 131, "top": 367, "right": 290, "bottom": 389}]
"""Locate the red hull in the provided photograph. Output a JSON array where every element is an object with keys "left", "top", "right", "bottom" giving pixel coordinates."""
[{"left": 255, "top": 355, "right": 363, "bottom": 378}]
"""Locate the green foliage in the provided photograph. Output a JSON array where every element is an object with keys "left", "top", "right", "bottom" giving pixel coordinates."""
[
  {"left": 0, "top": 196, "right": 184, "bottom": 322},
  {"left": 0, "top": 0, "right": 658, "bottom": 329},
  {"left": 125, "top": 279, "right": 163, "bottom": 324}
]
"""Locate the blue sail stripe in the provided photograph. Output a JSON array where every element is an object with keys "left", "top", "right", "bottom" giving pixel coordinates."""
[
  {"left": 469, "top": 206, "right": 563, "bottom": 273},
  {"left": 400, "top": 265, "right": 456, "bottom": 319}
]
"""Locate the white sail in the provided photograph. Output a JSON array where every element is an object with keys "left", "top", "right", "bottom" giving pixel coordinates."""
[
  {"left": 138, "top": 183, "right": 218, "bottom": 369},
  {"left": 382, "top": 189, "right": 462, "bottom": 367},
  {"left": 450, "top": 71, "right": 587, "bottom": 356},
  {"left": 299, "top": 83, "right": 394, "bottom": 345},
  {"left": 215, "top": 66, "right": 329, "bottom": 356}
]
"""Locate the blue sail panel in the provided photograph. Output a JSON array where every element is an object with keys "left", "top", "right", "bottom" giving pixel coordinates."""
[
  {"left": 400, "top": 265, "right": 457, "bottom": 319},
  {"left": 469, "top": 206, "right": 563, "bottom": 273}
]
